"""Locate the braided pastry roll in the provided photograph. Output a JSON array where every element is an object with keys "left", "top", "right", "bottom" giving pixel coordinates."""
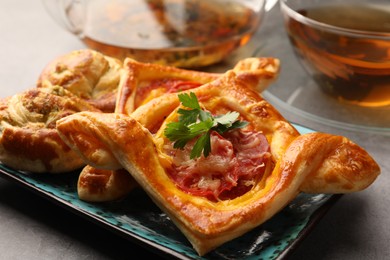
[
  {"left": 77, "top": 56, "right": 280, "bottom": 202},
  {"left": 0, "top": 49, "right": 121, "bottom": 174},
  {"left": 0, "top": 86, "right": 101, "bottom": 173},
  {"left": 37, "top": 49, "right": 123, "bottom": 112},
  {"left": 56, "top": 69, "right": 379, "bottom": 255}
]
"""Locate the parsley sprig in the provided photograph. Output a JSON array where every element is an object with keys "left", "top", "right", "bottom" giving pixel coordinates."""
[{"left": 164, "top": 92, "right": 248, "bottom": 159}]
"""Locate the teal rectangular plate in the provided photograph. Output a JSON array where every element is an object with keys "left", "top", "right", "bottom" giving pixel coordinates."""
[{"left": 0, "top": 123, "right": 341, "bottom": 259}]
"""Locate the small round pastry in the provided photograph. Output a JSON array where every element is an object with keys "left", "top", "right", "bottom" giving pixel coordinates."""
[
  {"left": 0, "top": 85, "right": 101, "bottom": 173},
  {"left": 77, "top": 165, "right": 137, "bottom": 202},
  {"left": 37, "top": 49, "right": 123, "bottom": 112}
]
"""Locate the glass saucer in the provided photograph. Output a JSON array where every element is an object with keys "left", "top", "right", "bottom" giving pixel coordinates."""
[{"left": 263, "top": 79, "right": 390, "bottom": 136}]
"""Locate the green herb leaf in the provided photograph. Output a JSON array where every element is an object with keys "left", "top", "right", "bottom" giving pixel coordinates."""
[
  {"left": 164, "top": 92, "right": 248, "bottom": 159},
  {"left": 177, "top": 108, "right": 199, "bottom": 125},
  {"left": 231, "top": 120, "right": 249, "bottom": 129},
  {"left": 191, "top": 132, "right": 211, "bottom": 159},
  {"left": 178, "top": 92, "right": 200, "bottom": 109},
  {"left": 199, "top": 110, "right": 212, "bottom": 122}
]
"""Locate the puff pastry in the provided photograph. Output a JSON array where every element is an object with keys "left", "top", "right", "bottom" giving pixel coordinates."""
[
  {"left": 0, "top": 86, "right": 101, "bottom": 173},
  {"left": 56, "top": 69, "right": 380, "bottom": 255},
  {"left": 78, "top": 56, "right": 280, "bottom": 202},
  {"left": 115, "top": 56, "right": 279, "bottom": 114},
  {"left": 77, "top": 58, "right": 223, "bottom": 201},
  {"left": 77, "top": 166, "right": 137, "bottom": 202},
  {"left": 37, "top": 49, "right": 123, "bottom": 112},
  {"left": 0, "top": 49, "right": 122, "bottom": 174}
]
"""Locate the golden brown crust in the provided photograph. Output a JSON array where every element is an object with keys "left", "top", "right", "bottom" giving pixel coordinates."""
[
  {"left": 71, "top": 56, "right": 221, "bottom": 198},
  {"left": 115, "top": 58, "right": 221, "bottom": 114},
  {"left": 115, "top": 57, "right": 279, "bottom": 115},
  {"left": 94, "top": 57, "right": 282, "bottom": 203},
  {"left": 78, "top": 166, "right": 137, "bottom": 202},
  {"left": 131, "top": 70, "right": 296, "bottom": 155},
  {"left": 56, "top": 112, "right": 379, "bottom": 255},
  {"left": 56, "top": 68, "right": 379, "bottom": 255},
  {"left": 232, "top": 57, "right": 280, "bottom": 93},
  {"left": 37, "top": 49, "right": 123, "bottom": 112},
  {"left": 0, "top": 86, "right": 101, "bottom": 173},
  {"left": 76, "top": 57, "right": 229, "bottom": 202},
  {"left": 299, "top": 133, "right": 380, "bottom": 193}
]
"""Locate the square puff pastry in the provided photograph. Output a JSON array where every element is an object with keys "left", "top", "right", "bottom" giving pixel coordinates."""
[
  {"left": 56, "top": 69, "right": 380, "bottom": 255},
  {"left": 77, "top": 56, "right": 280, "bottom": 202}
]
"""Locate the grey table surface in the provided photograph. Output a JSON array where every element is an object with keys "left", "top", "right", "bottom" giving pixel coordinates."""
[{"left": 0, "top": 1, "right": 389, "bottom": 259}]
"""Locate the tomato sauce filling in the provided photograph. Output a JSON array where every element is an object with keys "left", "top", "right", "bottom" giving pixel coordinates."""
[
  {"left": 165, "top": 129, "right": 270, "bottom": 201},
  {"left": 135, "top": 79, "right": 202, "bottom": 107}
]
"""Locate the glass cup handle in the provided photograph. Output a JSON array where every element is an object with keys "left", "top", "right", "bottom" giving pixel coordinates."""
[{"left": 41, "top": 0, "right": 85, "bottom": 36}]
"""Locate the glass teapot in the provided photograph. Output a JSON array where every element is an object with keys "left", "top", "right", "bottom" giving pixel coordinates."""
[{"left": 42, "top": 0, "right": 277, "bottom": 68}]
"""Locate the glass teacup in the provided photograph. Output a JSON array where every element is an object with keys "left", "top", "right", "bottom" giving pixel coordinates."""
[{"left": 280, "top": 0, "right": 390, "bottom": 107}]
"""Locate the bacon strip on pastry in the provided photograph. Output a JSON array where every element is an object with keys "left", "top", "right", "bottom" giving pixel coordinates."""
[{"left": 56, "top": 69, "right": 379, "bottom": 255}]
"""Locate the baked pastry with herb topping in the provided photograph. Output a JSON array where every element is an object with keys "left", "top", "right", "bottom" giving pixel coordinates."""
[
  {"left": 77, "top": 56, "right": 280, "bottom": 202},
  {"left": 56, "top": 68, "right": 380, "bottom": 256}
]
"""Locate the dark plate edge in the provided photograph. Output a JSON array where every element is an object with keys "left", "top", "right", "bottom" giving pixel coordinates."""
[
  {"left": 276, "top": 194, "right": 343, "bottom": 260},
  {"left": 0, "top": 165, "right": 341, "bottom": 260},
  {"left": 0, "top": 167, "right": 191, "bottom": 260},
  {"left": 275, "top": 122, "right": 342, "bottom": 259}
]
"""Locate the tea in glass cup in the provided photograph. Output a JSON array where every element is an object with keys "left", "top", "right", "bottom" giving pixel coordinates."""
[
  {"left": 280, "top": 0, "right": 390, "bottom": 107},
  {"left": 43, "top": 0, "right": 276, "bottom": 68}
]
